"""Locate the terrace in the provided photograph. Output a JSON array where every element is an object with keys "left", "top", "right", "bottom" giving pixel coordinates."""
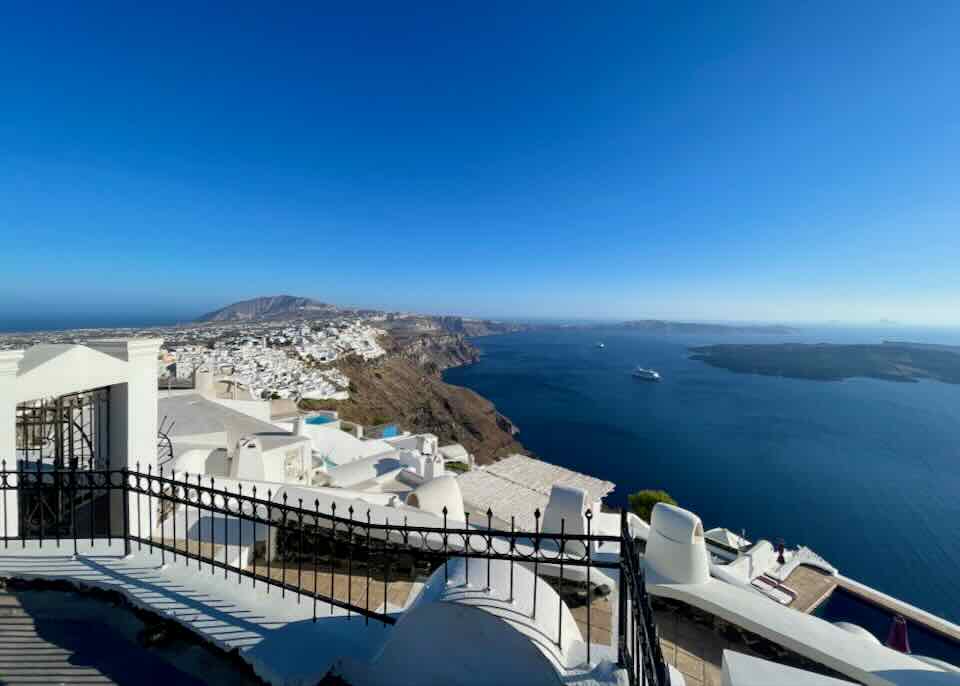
[
  {"left": 0, "top": 462, "right": 667, "bottom": 686},
  {"left": 0, "top": 339, "right": 669, "bottom": 685}
]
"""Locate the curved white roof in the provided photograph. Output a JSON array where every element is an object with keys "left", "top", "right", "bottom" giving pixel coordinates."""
[
  {"left": 407, "top": 476, "right": 465, "bottom": 523},
  {"left": 833, "top": 622, "right": 882, "bottom": 644},
  {"left": 401, "top": 557, "right": 587, "bottom": 672},
  {"left": 651, "top": 502, "right": 703, "bottom": 544}
]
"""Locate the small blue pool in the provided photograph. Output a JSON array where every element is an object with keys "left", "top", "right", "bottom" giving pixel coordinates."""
[
  {"left": 816, "top": 587, "right": 960, "bottom": 667},
  {"left": 380, "top": 424, "right": 398, "bottom": 437},
  {"left": 305, "top": 415, "right": 335, "bottom": 425}
]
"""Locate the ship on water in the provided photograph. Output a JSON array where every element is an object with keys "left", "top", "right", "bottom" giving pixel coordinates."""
[{"left": 632, "top": 366, "right": 661, "bottom": 381}]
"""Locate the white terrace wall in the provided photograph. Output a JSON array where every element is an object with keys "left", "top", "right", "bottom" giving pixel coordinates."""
[
  {"left": 0, "top": 339, "right": 163, "bottom": 540},
  {"left": 0, "top": 351, "right": 25, "bottom": 537},
  {"left": 86, "top": 340, "right": 163, "bottom": 539}
]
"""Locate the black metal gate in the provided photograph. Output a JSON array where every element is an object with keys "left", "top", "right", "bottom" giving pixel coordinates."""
[
  {"left": 16, "top": 388, "right": 110, "bottom": 469},
  {"left": 14, "top": 388, "right": 112, "bottom": 538}
]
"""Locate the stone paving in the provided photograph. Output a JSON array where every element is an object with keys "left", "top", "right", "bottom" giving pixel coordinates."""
[
  {"left": 654, "top": 607, "right": 763, "bottom": 686},
  {"left": 785, "top": 565, "right": 837, "bottom": 613},
  {"left": 152, "top": 537, "right": 420, "bottom": 616},
  {"left": 569, "top": 594, "right": 614, "bottom": 649}
]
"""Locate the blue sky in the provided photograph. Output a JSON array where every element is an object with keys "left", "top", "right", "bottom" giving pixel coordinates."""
[{"left": 2, "top": 2, "right": 958, "bottom": 326}]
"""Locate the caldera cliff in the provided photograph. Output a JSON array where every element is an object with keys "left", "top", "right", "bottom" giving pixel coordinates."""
[{"left": 302, "top": 332, "right": 523, "bottom": 465}]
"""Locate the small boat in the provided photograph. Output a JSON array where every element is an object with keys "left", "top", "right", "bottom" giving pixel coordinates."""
[
  {"left": 596, "top": 342, "right": 605, "bottom": 349},
  {"left": 632, "top": 366, "right": 661, "bottom": 381}
]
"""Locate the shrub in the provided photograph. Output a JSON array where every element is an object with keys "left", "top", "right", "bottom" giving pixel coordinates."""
[{"left": 628, "top": 489, "right": 677, "bottom": 522}]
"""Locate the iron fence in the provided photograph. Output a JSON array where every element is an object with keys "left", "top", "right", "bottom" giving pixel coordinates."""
[
  {"left": 15, "top": 388, "right": 110, "bottom": 470},
  {"left": 0, "top": 462, "right": 666, "bottom": 686}
]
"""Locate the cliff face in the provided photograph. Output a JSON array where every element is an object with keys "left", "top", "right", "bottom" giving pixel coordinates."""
[
  {"left": 303, "top": 333, "right": 524, "bottom": 464},
  {"left": 393, "top": 332, "right": 480, "bottom": 372},
  {"left": 382, "top": 314, "right": 531, "bottom": 338},
  {"left": 432, "top": 316, "right": 530, "bottom": 337}
]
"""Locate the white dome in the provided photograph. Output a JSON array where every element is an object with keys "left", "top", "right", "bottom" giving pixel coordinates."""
[{"left": 407, "top": 475, "right": 466, "bottom": 523}]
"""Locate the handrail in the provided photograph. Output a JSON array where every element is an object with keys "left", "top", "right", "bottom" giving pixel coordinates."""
[{"left": 0, "top": 463, "right": 667, "bottom": 684}]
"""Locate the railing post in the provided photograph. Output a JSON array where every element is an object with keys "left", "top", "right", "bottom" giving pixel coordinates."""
[
  {"left": 122, "top": 467, "right": 131, "bottom": 556},
  {"left": 618, "top": 508, "right": 629, "bottom": 670},
  {"left": 0, "top": 351, "right": 23, "bottom": 542}
]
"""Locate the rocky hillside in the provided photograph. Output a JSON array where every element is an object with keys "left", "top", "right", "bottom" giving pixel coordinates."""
[
  {"left": 198, "top": 295, "right": 337, "bottom": 322},
  {"left": 381, "top": 314, "right": 532, "bottom": 338},
  {"left": 431, "top": 316, "right": 530, "bottom": 337},
  {"left": 389, "top": 331, "right": 480, "bottom": 372},
  {"left": 302, "top": 333, "right": 524, "bottom": 464}
]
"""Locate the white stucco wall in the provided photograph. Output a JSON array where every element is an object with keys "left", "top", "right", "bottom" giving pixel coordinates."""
[
  {"left": 0, "top": 351, "right": 24, "bottom": 537},
  {"left": 721, "top": 650, "right": 852, "bottom": 685},
  {"left": 360, "top": 557, "right": 592, "bottom": 685},
  {"left": 6, "top": 340, "right": 163, "bottom": 538}
]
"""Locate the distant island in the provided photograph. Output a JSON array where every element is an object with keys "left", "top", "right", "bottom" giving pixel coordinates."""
[
  {"left": 690, "top": 341, "right": 960, "bottom": 384},
  {"left": 619, "top": 320, "right": 795, "bottom": 335}
]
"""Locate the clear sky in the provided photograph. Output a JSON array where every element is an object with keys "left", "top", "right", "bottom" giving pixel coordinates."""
[{"left": 2, "top": 2, "right": 959, "bottom": 326}]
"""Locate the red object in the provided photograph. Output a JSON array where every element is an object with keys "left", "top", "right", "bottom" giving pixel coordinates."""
[{"left": 886, "top": 615, "right": 911, "bottom": 653}]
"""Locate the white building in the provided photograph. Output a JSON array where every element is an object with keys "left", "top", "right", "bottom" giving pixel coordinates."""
[{"left": 0, "top": 339, "right": 163, "bottom": 539}]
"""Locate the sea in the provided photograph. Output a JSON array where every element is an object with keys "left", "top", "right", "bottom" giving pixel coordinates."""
[{"left": 444, "top": 325, "right": 960, "bottom": 660}]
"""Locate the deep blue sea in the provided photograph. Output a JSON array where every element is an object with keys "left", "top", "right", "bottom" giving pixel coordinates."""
[{"left": 444, "top": 326, "right": 960, "bottom": 638}]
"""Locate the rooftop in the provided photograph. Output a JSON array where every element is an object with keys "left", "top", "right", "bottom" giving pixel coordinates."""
[
  {"left": 456, "top": 453, "right": 615, "bottom": 530},
  {"left": 159, "top": 393, "right": 307, "bottom": 451}
]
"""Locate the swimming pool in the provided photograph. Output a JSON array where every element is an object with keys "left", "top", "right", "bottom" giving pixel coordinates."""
[
  {"left": 816, "top": 587, "right": 960, "bottom": 668},
  {"left": 305, "top": 415, "right": 335, "bottom": 425}
]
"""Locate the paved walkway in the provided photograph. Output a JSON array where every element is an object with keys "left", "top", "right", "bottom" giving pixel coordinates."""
[
  {"left": 569, "top": 594, "right": 614, "bottom": 650},
  {"left": 786, "top": 565, "right": 837, "bottom": 613},
  {"left": 655, "top": 607, "right": 750, "bottom": 686},
  {"left": 0, "top": 542, "right": 396, "bottom": 686},
  {"left": 0, "top": 543, "right": 627, "bottom": 686}
]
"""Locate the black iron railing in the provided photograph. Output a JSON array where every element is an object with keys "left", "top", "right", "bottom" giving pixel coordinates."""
[
  {"left": 0, "top": 462, "right": 666, "bottom": 686},
  {"left": 620, "top": 510, "right": 671, "bottom": 686}
]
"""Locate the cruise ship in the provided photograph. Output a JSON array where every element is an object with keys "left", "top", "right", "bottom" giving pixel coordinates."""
[{"left": 633, "top": 366, "right": 661, "bottom": 381}]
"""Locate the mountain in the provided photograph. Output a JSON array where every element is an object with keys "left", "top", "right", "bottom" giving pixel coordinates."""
[{"left": 197, "top": 295, "right": 337, "bottom": 322}]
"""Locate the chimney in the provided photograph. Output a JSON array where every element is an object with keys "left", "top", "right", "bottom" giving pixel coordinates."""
[{"left": 885, "top": 615, "right": 911, "bottom": 653}]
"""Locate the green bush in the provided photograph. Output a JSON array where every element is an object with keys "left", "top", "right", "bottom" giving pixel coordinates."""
[{"left": 627, "top": 489, "right": 677, "bottom": 522}]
